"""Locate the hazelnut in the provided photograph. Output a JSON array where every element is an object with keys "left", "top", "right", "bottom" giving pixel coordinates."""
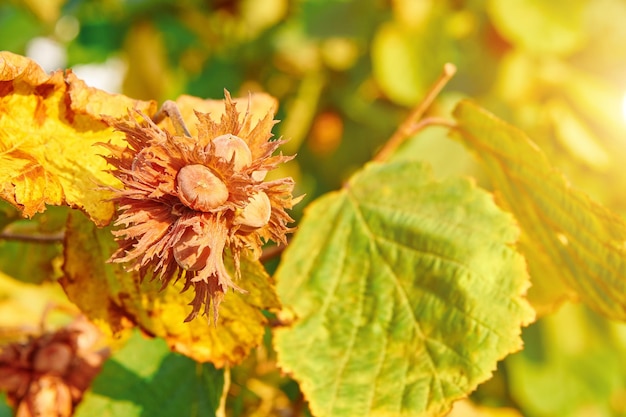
[
  {"left": 234, "top": 192, "right": 271, "bottom": 232},
  {"left": 251, "top": 169, "right": 267, "bottom": 182},
  {"left": 176, "top": 164, "right": 228, "bottom": 211},
  {"left": 211, "top": 134, "right": 252, "bottom": 172},
  {"left": 33, "top": 343, "right": 73, "bottom": 375}
]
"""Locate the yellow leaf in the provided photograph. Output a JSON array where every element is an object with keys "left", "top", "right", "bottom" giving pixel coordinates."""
[
  {"left": 22, "top": 0, "right": 66, "bottom": 23},
  {"left": 60, "top": 211, "right": 280, "bottom": 366},
  {"left": 161, "top": 92, "right": 278, "bottom": 138},
  {"left": 518, "top": 234, "right": 577, "bottom": 316},
  {"left": 547, "top": 99, "right": 609, "bottom": 170},
  {"left": 122, "top": 20, "right": 176, "bottom": 102},
  {"left": 453, "top": 100, "right": 626, "bottom": 320},
  {"left": 0, "top": 52, "right": 156, "bottom": 226},
  {"left": 0, "top": 271, "right": 77, "bottom": 339}
]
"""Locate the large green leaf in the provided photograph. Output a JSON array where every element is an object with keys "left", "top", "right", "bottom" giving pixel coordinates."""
[
  {"left": 452, "top": 100, "right": 626, "bottom": 320},
  {"left": 274, "top": 161, "right": 534, "bottom": 417},
  {"left": 75, "top": 330, "right": 224, "bottom": 417}
]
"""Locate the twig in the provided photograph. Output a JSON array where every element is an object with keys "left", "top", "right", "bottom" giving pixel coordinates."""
[
  {"left": 152, "top": 100, "right": 192, "bottom": 137},
  {"left": 259, "top": 243, "right": 288, "bottom": 263},
  {"left": 0, "top": 230, "right": 65, "bottom": 243},
  {"left": 407, "top": 116, "right": 458, "bottom": 136},
  {"left": 372, "top": 63, "right": 457, "bottom": 163},
  {"left": 292, "top": 391, "right": 307, "bottom": 417}
]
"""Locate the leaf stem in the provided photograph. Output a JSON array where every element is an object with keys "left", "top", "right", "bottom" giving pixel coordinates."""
[
  {"left": 408, "top": 117, "right": 458, "bottom": 136},
  {"left": 152, "top": 100, "right": 192, "bottom": 137},
  {"left": 216, "top": 366, "right": 231, "bottom": 417},
  {"left": 372, "top": 63, "right": 457, "bottom": 163}
]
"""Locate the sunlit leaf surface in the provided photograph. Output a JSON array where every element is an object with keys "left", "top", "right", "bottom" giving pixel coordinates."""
[
  {"left": 0, "top": 271, "right": 74, "bottom": 335},
  {"left": 274, "top": 161, "right": 534, "bottom": 417},
  {"left": 75, "top": 330, "right": 224, "bottom": 417},
  {"left": 0, "top": 51, "right": 155, "bottom": 225},
  {"left": 488, "top": 0, "right": 586, "bottom": 55},
  {"left": 453, "top": 100, "right": 626, "bottom": 320},
  {"left": 61, "top": 211, "right": 280, "bottom": 366}
]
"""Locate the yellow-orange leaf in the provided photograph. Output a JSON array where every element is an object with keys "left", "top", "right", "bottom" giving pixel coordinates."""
[
  {"left": 0, "top": 51, "right": 156, "bottom": 225},
  {"left": 61, "top": 211, "right": 280, "bottom": 366},
  {"left": 172, "top": 93, "right": 277, "bottom": 130}
]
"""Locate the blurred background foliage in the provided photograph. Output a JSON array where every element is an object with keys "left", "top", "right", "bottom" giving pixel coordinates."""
[{"left": 2, "top": 0, "right": 626, "bottom": 416}]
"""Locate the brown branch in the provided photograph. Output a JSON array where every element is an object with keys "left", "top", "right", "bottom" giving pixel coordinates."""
[
  {"left": 152, "top": 100, "right": 192, "bottom": 137},
  {"left": 0, "top": 230, "right": 65, "bottom": 243},
  {"left": 406, "top": 117, "right": 458, "bottom": 136},
  {"left": 372, "top": 63, "right": 457, "bottom": 163},
  {"left": 260, "top": 243, "right": 288, "bottom": 263},
  {"left": 292, "top": 391, "right": 307, "bottom": 417}
]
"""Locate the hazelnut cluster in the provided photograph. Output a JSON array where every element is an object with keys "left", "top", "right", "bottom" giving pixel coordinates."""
[
  {"left": 0, "top": 319, "right": 107, "bottom": 417},
  {"left": 102, "top": 93, "right": 298, "bottom": 322}
]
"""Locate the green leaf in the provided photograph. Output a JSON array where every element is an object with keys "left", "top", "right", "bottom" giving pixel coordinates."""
[
  {"left": 0, "top": 393, "right": 11, "bottom": 417},
  {"left": 75, "top": 331, "right": 224, "bottom": 417},
  {"left": 0, "top": 4, "right": 40, "bottom": 53},
  {"left": 300, "top": 0, "right": 384, "bottom": 39},
  {"left": 0, "top": 240, "right": 59, "bottom": 284},
  {"left": 452, "top": 100, "right": 626, "bottom": 320},
  {"left": 371, "top": 23, "right": 424, "bottom": 105},
  {"left": 0, "top": 200, "right": 20, "bottom": 232},
  {"left": 506, "top": 303, "right": 626, "bottom": 416},
  {"left": 0, "top": 206, "right": 66, "bottom": 284},
  {"left": 274, "top": 161, "right": 533, "bottom": 417},
  {"left": 371, "top": 21, "right": 453, "bottom": 106}
]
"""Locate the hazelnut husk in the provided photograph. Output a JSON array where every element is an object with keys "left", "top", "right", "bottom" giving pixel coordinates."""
[
  {"left": 102, "top": 92, "right": 300, "bottom": 323},
  {"left": 0, "top": 318, "right": 108, "bottom": 417}
]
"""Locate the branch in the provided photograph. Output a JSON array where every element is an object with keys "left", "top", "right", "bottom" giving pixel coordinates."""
[
  {"left": 152, "top": 100, "right": 192, "bottom": 137},
  {"left": 406, "top": 117, "right": 458, "bottom": 136},
  {"left": 372, "top": 63, "right": 457, "bottom": 163},
  {"left": 260, "top": 243, "right": 288, "bottom": 263},
  {"left": 0, "top": 230, "right": 65, "bottom": 243}
]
